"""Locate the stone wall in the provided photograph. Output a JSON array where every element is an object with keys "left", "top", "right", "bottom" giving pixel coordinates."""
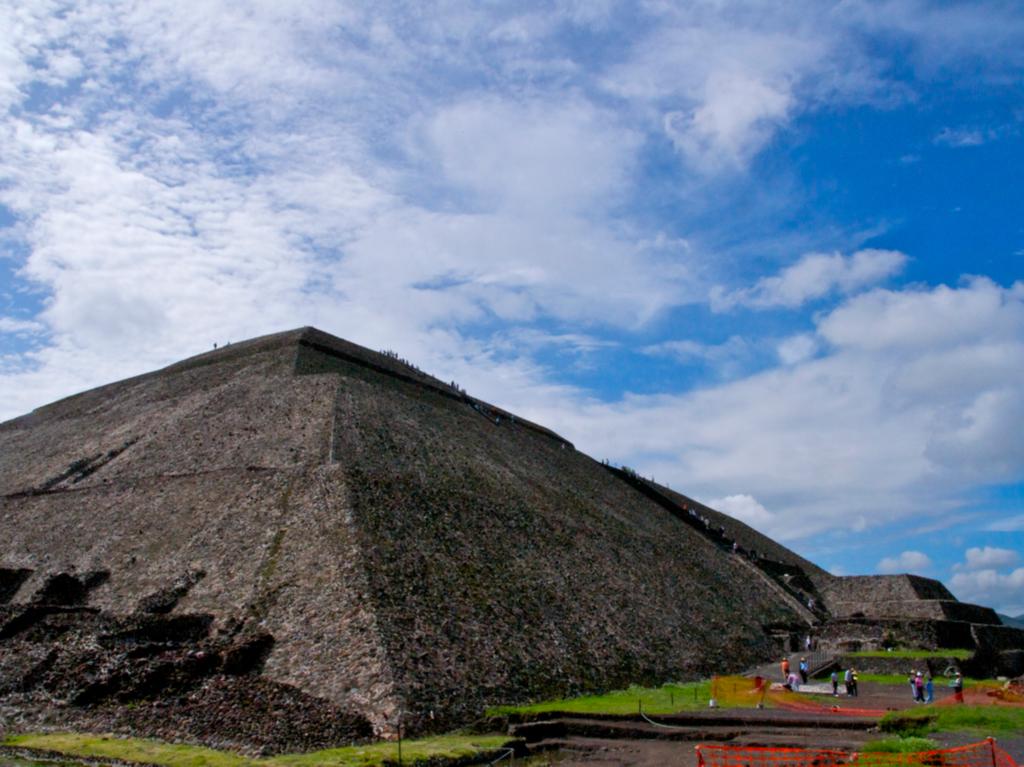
[
  {"left": 836, "top": 654, "right": 965, "bottom": 676},
  {"left": 820, "top": 575, "right": 955, "bottom": 612},
  {"left": 816, "top": 618, "right": 976, "bottom": 652},
  {"left": 827, "top": 599, "right": 999, "bottom": 624},
  {"left": 969, "top": 623, "right": 1024, "bottom": 675}
]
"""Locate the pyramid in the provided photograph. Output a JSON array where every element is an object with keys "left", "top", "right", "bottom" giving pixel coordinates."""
[{"left": 0, "top": 328, "right": 1016, "bottom": 750}]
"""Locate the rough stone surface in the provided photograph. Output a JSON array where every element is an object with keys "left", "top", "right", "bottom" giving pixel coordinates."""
[
  {"left": 0, "top": 603, "right": 372, "bottom": 754},
  {"left": 826, "top": 599, "right": 999, "bottom": 624},
  {"left": 821, "top": 575, "right": 955, "bottom": 611},
  {"left": 0, "top": 328, "right": 809, "bottom": 747}
]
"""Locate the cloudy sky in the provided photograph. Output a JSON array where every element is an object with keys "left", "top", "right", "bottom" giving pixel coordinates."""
[{"left": 2, "top": 1, "right": 1023, "bottom": 613}]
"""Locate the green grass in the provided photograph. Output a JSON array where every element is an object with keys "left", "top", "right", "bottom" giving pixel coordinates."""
[
  {"left": 861, "top": 737, "right": 940, "bottom": 753},
  {"left": 881, "top": 706, "right": 1024, "bottom": 736},
  {"left": 3, "top": 733, "right": 254, "bottom": 767},
  {"left": 849, "top": 673, "right": 921, "bottom": 685},
  {"left": 270, "top": 735, "right": 514, "bottom": 767},
  {"left": 487, "top": 680, "right": 713, "bottom": 716},
  {"left": 838, "top": 673, "right": 997, "bottom": 686},
  {"left": 847, "top": 649, "right": 974, "bottom": 660},
  {"left": 2, "top": 732, "right": 515, "bottom": 767}
]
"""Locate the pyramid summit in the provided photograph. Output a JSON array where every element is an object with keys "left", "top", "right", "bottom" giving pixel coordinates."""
[{"left": 1, "top": 328, "right": 1019, "bottom": 751}]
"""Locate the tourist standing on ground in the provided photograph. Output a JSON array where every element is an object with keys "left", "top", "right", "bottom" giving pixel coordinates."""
[
  {"left": 909, "top": 671, "right": 917, "bottom": 700},
  {"left": 850, "top": 668, "right": 858, "bottom": 697},
  {"left": 844, "top": 667, "right": 853, "bottom": 695},
  {"left": 952, "top": 672, "right": 964, "bottom": 703},
  {"left": 781, "top": 657, "right": 790, "bottom": 680},
  {"left": 830, "top": 669, "right": 839, "bottom": 696},
  {"left": 925, "top": 673, "right": 934, "bottom": 703},
  {"left": 914, "top": 672, "right": 925, "bottom": 702},
  {"left": 799, "top": 657, "right": 808, "bottom": 684}
]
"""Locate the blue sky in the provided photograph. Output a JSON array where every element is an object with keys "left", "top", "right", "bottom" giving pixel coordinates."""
[{"left": 1, "top": 1, "right": 1023, "bottom": 613}]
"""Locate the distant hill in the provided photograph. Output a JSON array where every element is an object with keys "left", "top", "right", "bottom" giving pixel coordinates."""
[{"left": 999, "top": 612, "right": 1024, "bottom": 628}]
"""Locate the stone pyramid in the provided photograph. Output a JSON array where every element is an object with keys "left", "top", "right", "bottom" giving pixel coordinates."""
[{"left": 0, "top": 327, "right": 957, "bottom": 749}]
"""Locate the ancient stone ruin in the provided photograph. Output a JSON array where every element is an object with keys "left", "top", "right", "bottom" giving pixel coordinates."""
[{"left": 1, "top": 327, "right": 1020, "bottom": 752}]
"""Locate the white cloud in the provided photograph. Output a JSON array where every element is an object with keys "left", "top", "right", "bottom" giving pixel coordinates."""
[
  {"left": 0, "top": 0, "right": 1022, "bottom": 587},
  {"left": 934, "top": 127, "right": 988, "bottom": 147},
  {"left": 877, "top": 551, "right": 932, "bottom": 574},
  {"left": 598, "top": 2, "right": 1024, "bottom": 174},
  {"left": 776, "top": 334, "right": 818, "bottom": 365},
  {"left": 0, "top": 5, "right": 711, "bottom": 421},
  {"left": 840, "top": 1, "right": 1024, "bottom": 77},
  {"left": 819, "top": 277, "right": 1024, "bottom": 351},
  {"left": 600, "top": 13, "right": 831, "bottom": 173},
  {"left": 954, "top": 547, "right": 1021, "bottom": 571},
  {"left": 986, "top": 515, "right": 1024, "bottom": 532},
  {"left": 708, "top": 494, "right": 778, "bottom": 535},
  {"left": 925, "top": 387, "right": 1024, "bottom": 480},
  {"left": 643, "top": 336, "right": 757, "bottom": 378},
  {"left": 711, "top": 249, "right": 908, "bottom": 311},
  {"left": 664, "top": 71, "right": 793, "bottom": 173},
  {"left": 426, "top": 97, "right": 639, "bottom": 214},
  {"left": 0, "top": 317, "right": 44, "bottom": 334},
  {"left": 950, "top": 568, "right": 1024, "bottom": 615},
  {"left": 515, "top": 278, "right": 1024, "bottom": 542},
  {"left": 492, "top": 330, "right": 616, "bottom": 356}
]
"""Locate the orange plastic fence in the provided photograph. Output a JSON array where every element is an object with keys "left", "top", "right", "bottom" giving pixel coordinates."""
[
  {"left": 696, "top": 738, "right": 1017, "bottom": 767},
  {"left": 711, "top": 676, "right": 887, "bottom": 717},
  {"left": 935, "top": 685, "right": 1024, "bottom": 707},
  {"left": 711, "top": 675, "right": 768, "bottom": 708}
]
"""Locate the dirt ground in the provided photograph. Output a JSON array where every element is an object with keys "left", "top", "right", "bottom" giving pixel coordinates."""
[{"left": 508, "top": 681, "right": 1024, "bottom": 767}]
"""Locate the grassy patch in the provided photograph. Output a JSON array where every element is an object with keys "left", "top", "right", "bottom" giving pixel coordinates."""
[
  {"left": 861, "top": 737, "right": 940, "bottom": 753},
  {"left": 2, "top": 732, "right": 514, "bottom": 767},
  {"left": 3, "top": 733, "right": 254, "bottom": 767},
  {"left": 851, "top": 673, "right": 920, "bottom": 685},
  {"left": 487, "top": 681, "right": 712, "bottom": 716},
  {"left": 270, "top": 735, "right": 513, "bottom": 767},
  {"left": 881, "top": 706, "right": 1024, "bottom": 736},
  {"left": 848, "top": 673, "right": 997, "bottom": 686},
  {"left": 847, "top": 649, "right": 973, "bottom": 660}
]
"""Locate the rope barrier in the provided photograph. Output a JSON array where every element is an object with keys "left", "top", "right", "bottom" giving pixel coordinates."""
[
  {"left": 639, "top": 710, "right": 692, "bottom": 730},
  {"left": 486, "top": 747, "right": 516, "bottom": 765}
]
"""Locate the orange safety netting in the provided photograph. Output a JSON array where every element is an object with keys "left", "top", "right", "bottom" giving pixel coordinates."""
[
  {"left": 696, "top": 738, "right": 1018, "bottom": 767},
  {"left": 711, "top": 675, "right": 769, "bottom": 708},
  {"left": 710, "top": 676, "right": 887, "bottom": 717},
  {"left": 934, "top": 684, "right": 1024, "bottom": 708}
]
